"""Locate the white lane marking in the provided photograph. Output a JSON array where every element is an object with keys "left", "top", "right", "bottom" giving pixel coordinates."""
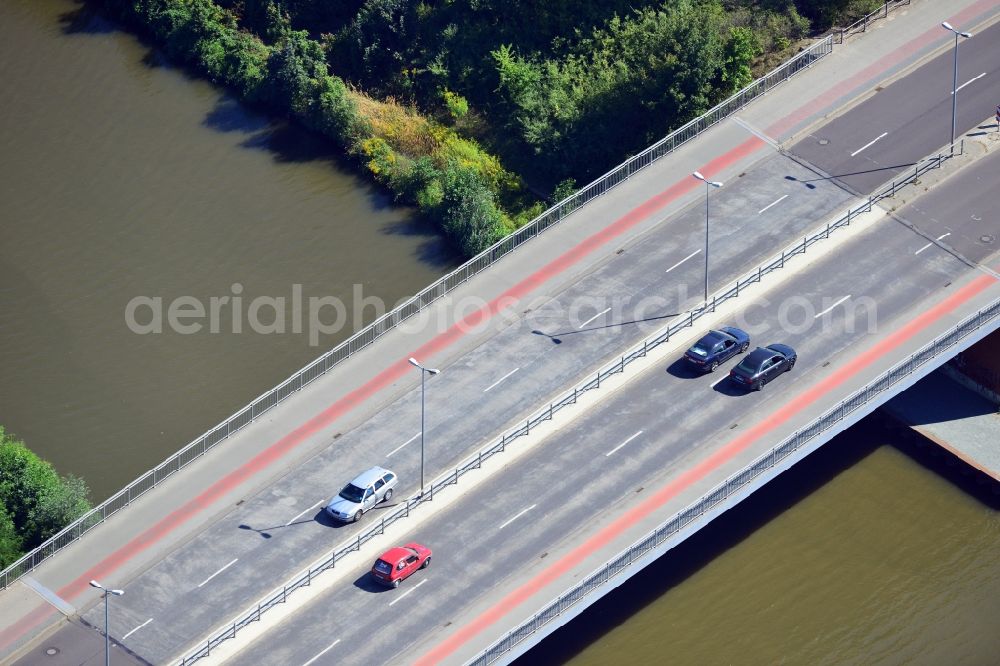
[
  {"left": 850, "top": 132, "right": 888, "bottom": 157},
  {"left": 285, "top": 500, "right": 324, "bottom": 526},
  {"left": 665, "top": 249, "right": 701, "bottom": 274},
  {"left": 302, "top": 639, "right": 341, "bottom": 666},
  {"left": 122, "top": 618, "right": 152, "bottom": 640},
  {"left": 483, "top": 367, "right": 520, "bottom": 393},
  {"left": 499, "top": 504, "right": 538, "bottom": 530},
  {"left": 953, "top": 72, "right": 986, "bottom": 94},
  {"left": 388, "top": 578, "right": 428, "bottom": 607},
  {"left": 387, "top": 432, "right": 421, "bottom": 457},
  {"left": 758, "top": 194, "right": 789, "bottom": 215},
  {"left": 916, "top": 232, "right": 952, "bottom": 255},
  {"left": 606, "top": 431, "right": 643, "bottom": 457},
  {"left": 710, "top": 374, "right": 730, "bottom": 389},
  {"left": 814, "top": 295, "right": 851, "bottom": 319},
  {"left": 578, "top": 308, "right": 611, "bottom": 329},
  {"left": 197, "top": 558, "right": 238, "bottom": 588}
]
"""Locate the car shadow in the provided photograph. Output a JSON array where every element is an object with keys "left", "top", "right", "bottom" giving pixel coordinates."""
[
  {"left": 353, "top": 573, "right": 392, "bottom": 593},
  {"left": 666, "top": 358, "right": 704, "bottom": 379},
  {"left": 713, "top": 377, "right": 748, "bottom": 397}
]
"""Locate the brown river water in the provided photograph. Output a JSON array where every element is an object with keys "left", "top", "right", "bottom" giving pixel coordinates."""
[
  {"left": 0, "top": 0, "right": 453, "bottom": 500},
  {"left": 1, "top": 1, "right": 998, "bottom": 662}
]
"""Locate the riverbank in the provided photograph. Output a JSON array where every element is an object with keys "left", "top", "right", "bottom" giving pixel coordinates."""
[{"left": 87, "top": 0, "right": 883, "bottom": 258}]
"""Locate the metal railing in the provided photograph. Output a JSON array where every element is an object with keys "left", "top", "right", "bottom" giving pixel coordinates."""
[
  {"left": 835, "top": 0, "right": 911, "bottom": 44},
  {"left": 177, "top": 142, "right": 960, "bottom": 664},
  {"left": 469, "top": 292, "right": 1000, "bottom": 666},
  {"left": 0, "top": 19, "right": 844, "bottom": 591}
]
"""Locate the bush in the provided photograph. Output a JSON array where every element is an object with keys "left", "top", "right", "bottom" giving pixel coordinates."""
[
  {"left": 437, "top": 166, "right": 506, "bottom": 256},
  {"left": 0, "top": 426, "right": 91, "bottom": 555}
]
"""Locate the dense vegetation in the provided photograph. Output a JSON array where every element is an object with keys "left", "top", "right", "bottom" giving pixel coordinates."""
[
  {"left": 0, "top": 426, "right": 91, "bottom": 568},
  {"left": 95, "top": 0, "right": 880, "bottom": 257}
]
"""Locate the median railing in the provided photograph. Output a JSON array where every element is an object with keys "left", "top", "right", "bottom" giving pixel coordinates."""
[
  {"left": 468, "top": 292, "right": 1000, "bottom": 666},
  {"left": 177, "top": 142, "right": 961, "bottom": 663},
  {"left": 0, "top": 15, "right": 849, "bottom": 591}
]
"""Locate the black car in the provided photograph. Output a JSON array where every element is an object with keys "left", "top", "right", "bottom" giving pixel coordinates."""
[
  {"left": 729, "top": 344, "right": 796, "bottom": 390},
  {"left": 684, "top": 327, "right": 751, "bottom": 372}
]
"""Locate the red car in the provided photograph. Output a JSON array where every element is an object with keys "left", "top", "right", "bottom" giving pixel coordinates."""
[{"left": 371, "top": 543, "right": 432, "bottom": 588}]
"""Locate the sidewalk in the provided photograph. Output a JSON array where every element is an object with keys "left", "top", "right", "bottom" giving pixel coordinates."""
[{"left": 3, "top": 0, "right": 999, "bottom": 660}]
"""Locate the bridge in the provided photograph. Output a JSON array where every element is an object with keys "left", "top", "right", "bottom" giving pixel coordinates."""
[{"left": 3, "top": 0, "right": 999, "bottom": 664}]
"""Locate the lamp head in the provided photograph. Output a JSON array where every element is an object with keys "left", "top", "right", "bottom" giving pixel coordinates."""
[{"left": 89, "top": 580, "right": 102, "bottom": 589}]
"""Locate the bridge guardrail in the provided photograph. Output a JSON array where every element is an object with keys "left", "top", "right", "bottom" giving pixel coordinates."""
[
  {"left": 468, "top": 291, "right": 1000, "bottom": 666},
  {"left": 0, "top": 18, "right": 848, "bottom": 591},
  {"left": 177, "top": 141, "right": 960, "bottom": 663},
  {"left": 835, "top": 1, "right": 911, "bottom": 44}
]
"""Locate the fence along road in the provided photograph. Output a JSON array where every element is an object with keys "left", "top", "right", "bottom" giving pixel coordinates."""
[
  {"left": 177, "top": 133, "right": 958, "bottom": 664},
  {"left": 2, "top": 0, "right": 926, "bottom": 592},
  {"left": 0, "top": 28, "right": 841, "bottom": 591}
]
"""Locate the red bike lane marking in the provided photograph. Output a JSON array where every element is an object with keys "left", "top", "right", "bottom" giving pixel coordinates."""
[{"left": 415, "top": 272, "right": 998, "bottom": 665}]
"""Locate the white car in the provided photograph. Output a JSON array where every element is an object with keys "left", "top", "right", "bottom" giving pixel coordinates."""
[{"left": 325, "top": 466, "right": 398, "bottom": 523}]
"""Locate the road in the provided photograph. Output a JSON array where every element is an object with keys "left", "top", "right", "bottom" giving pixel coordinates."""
[
  {"left": 790, "top": 20, "right": 1000, "bottom": 194},
  {"left": 223, "top": 159, "right": 1000, "bottom": 666},
  {"left": 9, "top": 3, "right": 1000, "bottom": 664}
]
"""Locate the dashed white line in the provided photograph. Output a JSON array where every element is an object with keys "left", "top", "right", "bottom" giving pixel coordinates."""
[
  {"left": 285, "top": 500, "right": 324, "bottom": 526},
  {"left": 850, "top": 131, "right": 888, "bottom": 157},
  {"left": 758, "top": 194, "right": 788, "bottom": 215},
  {"left": 197, "top": 558, "right": 238, "bottom": 588},
  {"left": 483, "top": 367, "right": 520, "bottom": 393},
  {"left": 915, "top": 233, "right": 951, "bottom": 255},
  {"left": 953, "top": 72, "right": 986, "bottom": 94},
  {"left": 387, "top": 432, "right": 421, "bottom": 457},
  {"left": 302, "top": 639, "right": 341, "bottom": 666},
  {"left": 499, "top": 504, "right": 538, "bottom": 530},
  {"left": 122, "top": 618, "right": 152, "bottom": 640},
  {"left": 710, "top": 374, "right": 730, "bottom": 389},
  {"left": 665, "top": 249, "right": 701, "bottom": 273},
  {"left": 606, "top": 430, "right": 643, "bottom": 457},
  {"left": 388, "top": 578, "right": 428, "bottom": 606},
  {"left": 578, "top": 307, "right": 611, "bottom": 329},
  {"left": 814, "top": 295, "right": 851, "bottom": 319}
]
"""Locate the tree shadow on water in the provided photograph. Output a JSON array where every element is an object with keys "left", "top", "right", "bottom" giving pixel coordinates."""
[{"left": 59, "top": 3, "right": 117, "bottom": 34}]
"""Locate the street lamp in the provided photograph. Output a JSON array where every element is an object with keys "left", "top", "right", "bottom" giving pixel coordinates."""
[
  {"left": 692, "top": 171, "right": 723, "bottom": 308},
  {"left": 942, "top": 21, "right": 972, "bottom": 154},
  {"left": 408, "top": 357, "right": 439, "bottom": 497},
  {"left": 90, "top": 580, "right": 124, "bottom": 666}
]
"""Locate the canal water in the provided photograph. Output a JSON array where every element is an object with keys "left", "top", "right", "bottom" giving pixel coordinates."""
[
  {"left": 518, "top": 415, "right": 1000, "bottom": 665},
  {"left": 0, "top": 0, "right": 453, "bottom": 500}
]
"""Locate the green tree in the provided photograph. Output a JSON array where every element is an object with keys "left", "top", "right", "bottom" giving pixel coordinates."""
[
  {"left": 0, "top": 507, "right": 21, "bottom": 569},
  {"left": 721, "top": 27, "right": 761, "bottom": 91},
  {"left": 0, "top": 426, "right": 91, "bottom": 551}
]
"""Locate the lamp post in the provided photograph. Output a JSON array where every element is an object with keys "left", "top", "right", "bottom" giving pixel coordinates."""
[
  {"left": 941, "top": 21, "right": 972, "bottom": 154},
  {"left": 90, "top": 580, "right": 124, "bottom": 666},
  {"left": 692, "top": 171, "right": 723, "bottom": 308},
  {"left": 408, "top": 357, "right": 439, "bottom": 497}
]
